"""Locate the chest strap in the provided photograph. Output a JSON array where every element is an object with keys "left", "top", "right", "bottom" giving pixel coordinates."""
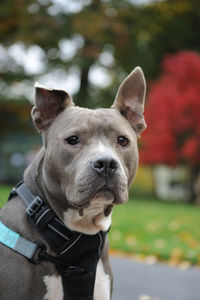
[
  {"left": 0, "top": 220, "right": 39, "bottom": 261},
  {"left": 8, "top": 181, "right": 107, "bottom": 300}
]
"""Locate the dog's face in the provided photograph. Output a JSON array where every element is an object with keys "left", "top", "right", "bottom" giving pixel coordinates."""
[
  {"left": 31, "top": 67, "right": 146, "bottom": 213},
  {"left": 42, "top": 107, "right": 139, "bottom": 208}
]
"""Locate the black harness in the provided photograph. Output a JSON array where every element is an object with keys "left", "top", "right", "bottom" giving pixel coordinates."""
[{"left": 8, "top": 181, "right": 107, "bottom": 300}]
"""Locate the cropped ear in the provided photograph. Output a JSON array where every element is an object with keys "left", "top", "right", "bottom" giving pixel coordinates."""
[
  {"left": 32, "top": 82, "right": 74, "bottom": 132},
  {"left": 112, "top": 67, "right": 147, "bottom": 136}
]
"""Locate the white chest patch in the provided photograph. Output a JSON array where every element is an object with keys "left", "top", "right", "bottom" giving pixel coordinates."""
[
  {"left": 43, "top": 275, "right": 63, "bottom": 300},
  {"left": 64, "top": 198, "right": 113, "bottom": 234},
  {"left": 94, "top": 259, "right": 111, "bottom": 300},
  {"left": 43, "top": 260, "right": 110, "bottom": 300}
]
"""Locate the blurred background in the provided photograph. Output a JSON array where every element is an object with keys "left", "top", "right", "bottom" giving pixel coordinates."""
[{"left": 0, "top": 0, "right": 200, "bottom": 266}]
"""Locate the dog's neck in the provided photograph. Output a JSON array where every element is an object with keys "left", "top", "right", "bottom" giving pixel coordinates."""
[
  {"left": 24, "top": 148, "right": 113, "bottom": 235},
  {"left": 24, "top": 148, "right": 45, "bottom": 199},
  {"left": 64, "top": 200, "right": 113, "bottom": 235},
  {"left": 24, "top": 147, "right": 69, "bottom": 216}
]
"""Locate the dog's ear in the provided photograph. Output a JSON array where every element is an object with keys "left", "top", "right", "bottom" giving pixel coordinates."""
[
  {"left": 32, "top": 82, "right": 74, "bottom": 132},
  {"left": 112, "top": 67, "right": 147, "bottom": 136}
]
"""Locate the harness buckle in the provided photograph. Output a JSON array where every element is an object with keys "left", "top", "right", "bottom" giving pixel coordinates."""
[
  {"left": 29, "top": 243, "right": 46, "bottom": 265},
  {"left": 26, "top": 196, "right": 43, "bottom": 216},
  {"left": 63, "top": 266, "right": 85, "bottom": 277},
  {"left": 38, "top": 251, "right": 85, "bottom": 276}
]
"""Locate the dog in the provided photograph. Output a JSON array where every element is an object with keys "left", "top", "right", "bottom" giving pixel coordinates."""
[{"left": 0, "top": 66, "right": 146, "bottom": 300}]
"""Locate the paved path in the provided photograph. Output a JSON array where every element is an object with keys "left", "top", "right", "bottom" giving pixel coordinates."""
[{"left": 111, "top": 257, "right": 200, "bottom": 300}]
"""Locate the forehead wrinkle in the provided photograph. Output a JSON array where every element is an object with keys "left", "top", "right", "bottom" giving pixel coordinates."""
[
  {"left": 94, "top": 112, "right": 132, "bottom": 139},
  {"left": 64, "top": 110, "right": 115, "bottom": 139},
  {"left": 48, "top": 107, "right": 95, "bottom": 136},
  {"left": 50, "top": 106, "right": 134, "bottom": 140}
]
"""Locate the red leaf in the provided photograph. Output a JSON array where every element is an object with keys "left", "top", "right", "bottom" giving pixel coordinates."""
[{"left": 141, "top": 51, "right": 200, "bottom": 166}]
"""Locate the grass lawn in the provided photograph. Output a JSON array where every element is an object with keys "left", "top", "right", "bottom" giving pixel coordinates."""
[
  {"left": 110, "top": 199, "right": 200, "bottom": 265},
  {"left": 0, "top": 185, "right": 12, "bottom": 207},
  {"left": 1, "top": 185, "right": 200, "bottom": 265}
]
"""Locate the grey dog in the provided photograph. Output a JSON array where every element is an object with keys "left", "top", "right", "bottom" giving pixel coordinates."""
[{"left": 0, "top": 66, "right": 146, "bottom": 300}]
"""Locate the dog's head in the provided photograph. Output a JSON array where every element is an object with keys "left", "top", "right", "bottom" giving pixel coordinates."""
[{"left": 31, "top": 67, "right": 146, "bottom": 213}]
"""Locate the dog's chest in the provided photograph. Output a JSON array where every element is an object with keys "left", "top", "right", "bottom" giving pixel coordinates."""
[
  {"left": 43, "top": 275, "right": 63, "bottom": 300},
  {"left": 43, "top": 259, "right": 110, "bottom": 300}
]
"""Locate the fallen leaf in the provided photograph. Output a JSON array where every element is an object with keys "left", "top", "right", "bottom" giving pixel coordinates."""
[
  {"left": 111, "top": 230, "right": 122, "bottom": 241},
  {"left": 179, "top": 261, "right": 191, "bottom": 270},
  {"left": 125, "top": 235, "right": 137, "bottom": 246},
  {"left": 145, "top": 255, "right": 158, "bottom": 265},
  {"left": 155, "top": 239, "right": 166, "bottom": 249}
]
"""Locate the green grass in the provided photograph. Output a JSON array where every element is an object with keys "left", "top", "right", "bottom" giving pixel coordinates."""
[
  {"left": 1, "top": 185, "right": 200, "bottom": 265},
  {"left": 110, "top": 198, "right": 200, "bottom": 265},
  {"left": 0, "top": 185, "right": 12, "bottom": 207}
]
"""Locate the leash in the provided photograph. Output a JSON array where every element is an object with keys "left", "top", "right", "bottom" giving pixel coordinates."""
[{"left": 1, "top": 181, "right": 107, "bottom": 300}]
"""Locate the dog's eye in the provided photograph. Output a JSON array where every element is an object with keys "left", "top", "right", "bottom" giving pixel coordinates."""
[
  {"left": 117, "top": 136, "right": 129, "bottom": 147},
  {"left": 65, "top": 136, "right": 80, "bottom": 145}
]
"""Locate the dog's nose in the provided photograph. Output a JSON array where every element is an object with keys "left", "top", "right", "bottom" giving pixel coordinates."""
[{"left": 90, "top": 157, "right": 118, "bottom": 176}]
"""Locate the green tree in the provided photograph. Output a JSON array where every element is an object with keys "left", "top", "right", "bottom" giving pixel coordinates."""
[{"left": 1, "top": 0, "right": 200, "bottom": 108}]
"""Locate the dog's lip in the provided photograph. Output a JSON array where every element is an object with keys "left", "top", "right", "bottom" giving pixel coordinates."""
[
  {"left": 68, "top": 186, "right": 115, "bottom": 209},
  {"left": 92, "top": 187, "right": 115, "bottom": 201},
  {"left": 68, "top": 199, "right": 89, "bottom": 209}
]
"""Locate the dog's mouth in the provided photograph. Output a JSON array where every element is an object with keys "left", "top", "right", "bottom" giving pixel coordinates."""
[
  {"left": 68, "top": 185, "right": 115, "bottom": 210},
  {"left": 91, "top": 187, "right": 115, "bottom": 202}
]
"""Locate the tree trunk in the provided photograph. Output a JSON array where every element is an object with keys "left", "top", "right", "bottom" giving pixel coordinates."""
[
  {"left": 76, "top": 64, "right": 91, "bottom": 108},
  {"left": 75, "top": 37, "right": 100, "bottom": 108},
  {"left": 188, "top": 165, "right": 200, "bottom": 204}
]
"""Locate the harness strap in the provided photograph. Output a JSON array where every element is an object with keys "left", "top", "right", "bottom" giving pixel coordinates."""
[
  {"left": 0, "top": 221, "right": 39, "bottom": 261},
  {"left": 13, "top": 182, "right": 75, "bottom": 253},
  {"left": 7, "top": 181, "right": 107, "bottom": 300}
]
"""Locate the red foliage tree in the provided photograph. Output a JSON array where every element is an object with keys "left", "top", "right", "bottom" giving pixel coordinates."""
[{"left": 140, "top": 51, "right": 200, "bottom": 202}]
